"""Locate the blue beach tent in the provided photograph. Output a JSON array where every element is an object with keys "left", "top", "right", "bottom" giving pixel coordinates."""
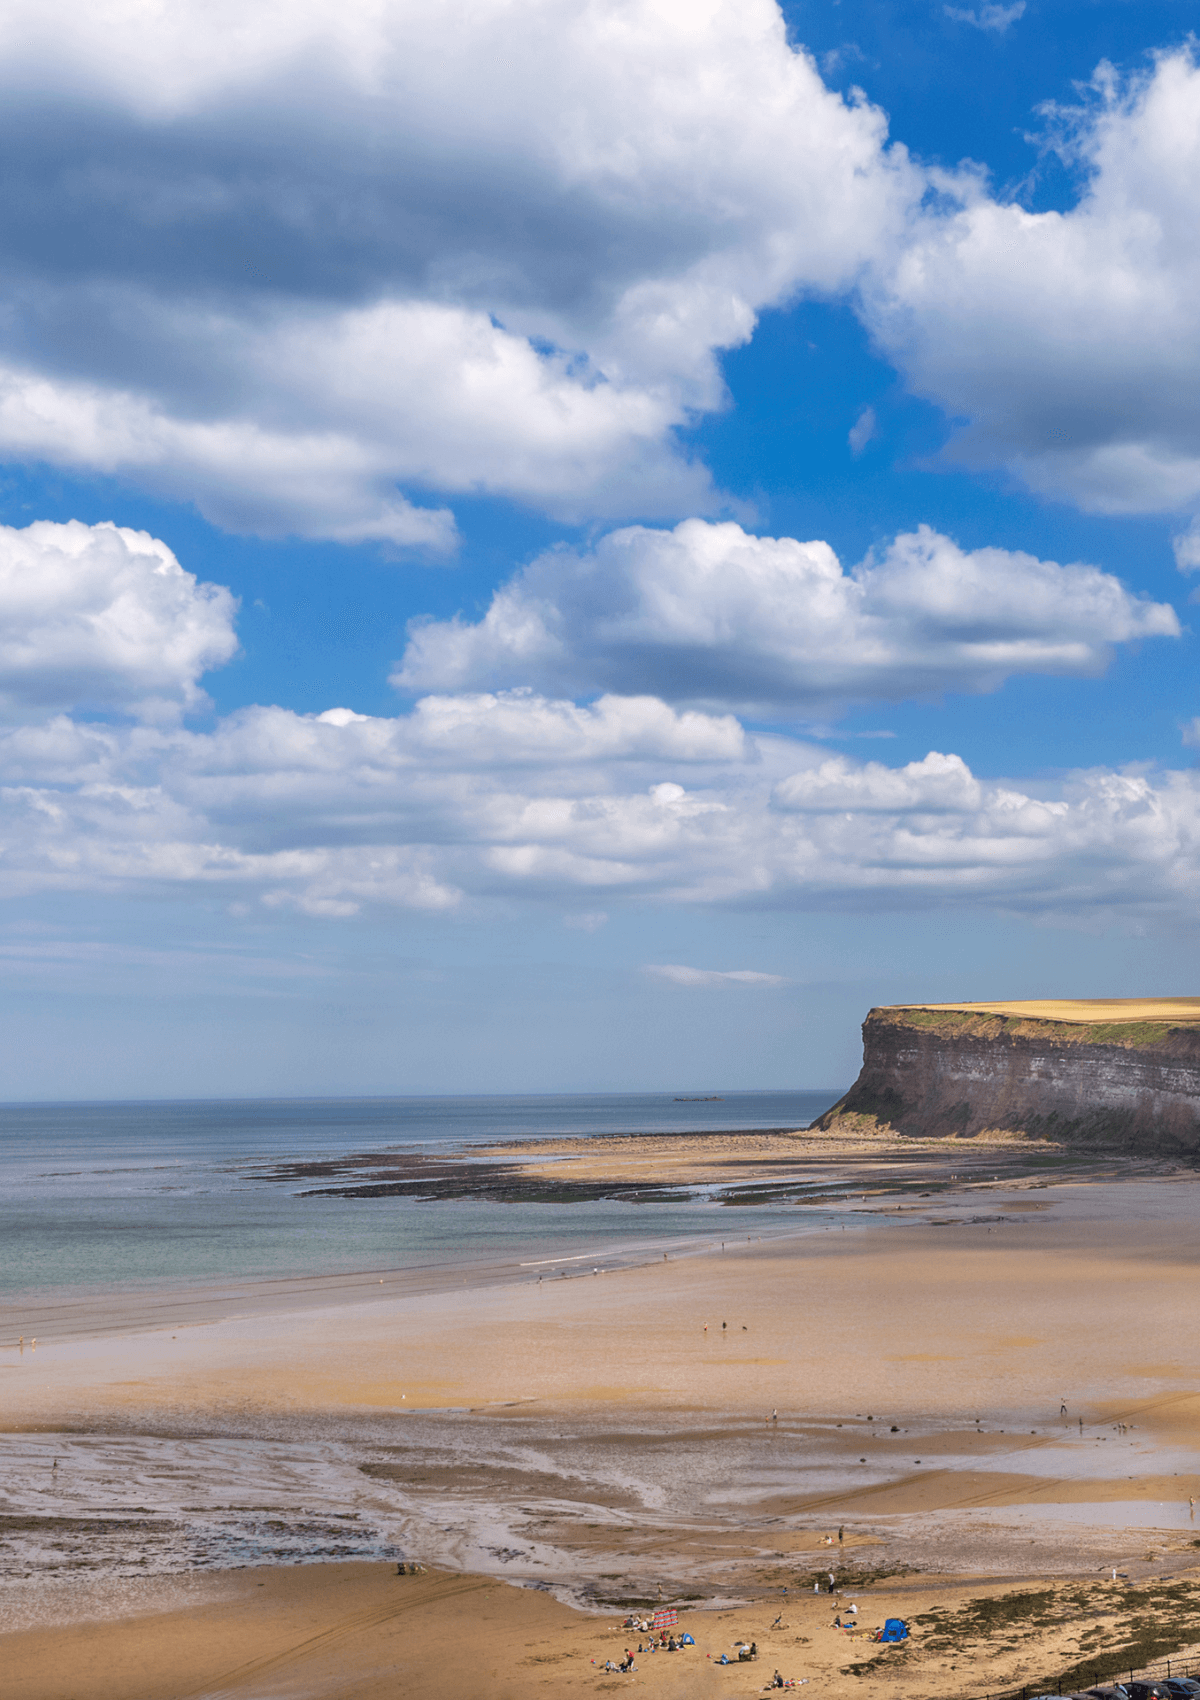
[{"left": 879, "top": 1620, "right": 909, "bottom": 1643}]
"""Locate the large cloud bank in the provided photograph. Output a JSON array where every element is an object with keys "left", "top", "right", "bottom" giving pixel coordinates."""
[
  {"left": 395, "top": 519, "right": 1177, "bottom": 714},
  {"left": 0, "top": 0, "right": 914, "bottom": 540},
  {"left": 8, "top": 693, "right": 1200, "bottom": 927},
  {"left": 0, "top": 519, "right": 1191, "bottom": 929},
  {"left": 0, "top": 3, "right": 1192, "bottom": 537}
]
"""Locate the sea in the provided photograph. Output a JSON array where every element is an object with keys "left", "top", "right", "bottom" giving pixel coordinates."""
[{"left": 0, "top": 1089, "right": 842, "bottom": 1304}]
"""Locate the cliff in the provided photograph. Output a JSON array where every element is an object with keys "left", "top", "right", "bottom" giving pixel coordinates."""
[{"left": 814, "top": 999, "right": 1200, "bottom": 1152}]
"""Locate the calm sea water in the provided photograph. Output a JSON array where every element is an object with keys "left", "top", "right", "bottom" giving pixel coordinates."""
[{"left": 0, "top": 1090, "right": 841, "bottom": 1301}]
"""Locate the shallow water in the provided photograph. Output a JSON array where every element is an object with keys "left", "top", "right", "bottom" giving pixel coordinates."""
[
  {"left": 3, "top": 1411, "right": 1192, "bottom": 1610},
  {"left": 0, "top": 1090, "right": 839, "bottom": 1302}
]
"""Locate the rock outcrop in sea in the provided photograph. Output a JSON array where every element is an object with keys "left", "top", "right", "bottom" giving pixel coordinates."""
[{"left": 815, "top": 1000, "right": 1200, "bottom": 1151}]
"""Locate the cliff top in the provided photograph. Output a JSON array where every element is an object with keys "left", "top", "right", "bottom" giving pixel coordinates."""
[
  {"left": 897, "top": 997, "right": 1200, "bottom": 1024},
  {"left": 870, "top": 997, "right": 1200, "bottom": 1051}
]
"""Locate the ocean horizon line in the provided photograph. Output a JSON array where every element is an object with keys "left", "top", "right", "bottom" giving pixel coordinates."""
[{"left": 0, "top": 1086, "right": 845, "bottom": 1110}]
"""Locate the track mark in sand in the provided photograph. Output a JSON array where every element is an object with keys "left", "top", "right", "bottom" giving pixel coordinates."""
[{"left": 171, "top": 1575, "right": 489, "bottom": 1698}]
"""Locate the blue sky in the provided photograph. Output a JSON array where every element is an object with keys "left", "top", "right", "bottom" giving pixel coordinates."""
[{"left": 0, "top": 0, "right": 1198, "bottom": 1098}]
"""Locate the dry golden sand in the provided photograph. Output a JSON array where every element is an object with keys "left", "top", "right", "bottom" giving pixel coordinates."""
[
  {"left": 6, "top": 1140, "right": 1200, "bottom": 1699},
  {"left": 11, "top": 1559, "right": 1200, "bottom": 1700}
]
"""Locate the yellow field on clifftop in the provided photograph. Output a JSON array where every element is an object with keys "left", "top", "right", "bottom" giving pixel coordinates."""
[{"left": 901, "top": 997, "right": 1200, "bottom": 1023}]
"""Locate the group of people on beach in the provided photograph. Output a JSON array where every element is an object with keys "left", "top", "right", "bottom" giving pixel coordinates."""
[
  {"left": 710, "top": 1640, "right": 758, "bottom": 1661},
  {"left": 598, "top": 1635, "right": 698, "bottom": 1671},
  {"left": 610, "top": 1619, "right": 702, "bottom": 1665},
  {"left": 606, "top": 1621, "right": 804, "bottom": 1688}
]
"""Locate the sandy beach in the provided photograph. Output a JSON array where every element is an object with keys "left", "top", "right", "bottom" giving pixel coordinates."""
[
  {"left": 14, "top": 1559, "right": 1200, "bottom": 1700},
  {"left": 5, "top": 1132, "right": 1200, "bottom": 1699}
]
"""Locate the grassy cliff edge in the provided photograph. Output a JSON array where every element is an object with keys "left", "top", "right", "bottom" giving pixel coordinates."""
[{"left": 813, "top": 1000, "right": 1200, "bottom": 1150}]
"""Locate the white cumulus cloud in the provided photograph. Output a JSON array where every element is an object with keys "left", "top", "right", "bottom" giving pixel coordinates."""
[
  {"left": 861, "top": 48, "right": 1200, "bottom": 516},
  {"left": 774, "top": 751, "right": 982, "bottom": 814},
  {"left": 394, "top": 519, "right": 1178, "bottom": 716},
  {"left": 0, "top": 520, "right": 237, "bottom": 721}
]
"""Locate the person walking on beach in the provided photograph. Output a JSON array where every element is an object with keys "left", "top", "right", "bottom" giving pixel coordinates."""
[{"left": 1061, "top": 1400, "right": 1068, "bottom": 1416}]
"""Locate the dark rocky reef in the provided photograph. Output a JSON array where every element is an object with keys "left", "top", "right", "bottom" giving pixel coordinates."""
[
  {"left": 814, "top": 1005, "right": 1200, "bottom": 1152},
  {"left": 255, "top": 1148, "right": 693, "bottom": 1204}
]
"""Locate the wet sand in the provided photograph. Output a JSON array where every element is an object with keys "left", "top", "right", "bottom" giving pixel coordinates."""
[{"left": 5, "top": 1136, "right": 1200, "bottom": 1698}]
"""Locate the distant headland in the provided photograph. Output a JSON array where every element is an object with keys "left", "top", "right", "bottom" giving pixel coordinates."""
[{"left": 815, "top": 998, "right": 1200, "bottom": 1151}]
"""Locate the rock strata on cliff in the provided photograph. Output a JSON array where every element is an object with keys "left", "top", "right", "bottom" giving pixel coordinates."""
[{"left": 815, "top": 999, "right": 1200, "bottom": 1152}]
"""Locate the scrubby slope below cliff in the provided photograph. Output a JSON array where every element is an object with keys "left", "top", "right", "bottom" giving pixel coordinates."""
[{"left": 815, "top": 1001, "right": 1200, "bottom": 1152}]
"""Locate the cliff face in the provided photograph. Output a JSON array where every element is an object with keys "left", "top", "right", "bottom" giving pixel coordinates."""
[{"left": 815, "top": 1006, "right": 1200, "bottom": 1151}]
